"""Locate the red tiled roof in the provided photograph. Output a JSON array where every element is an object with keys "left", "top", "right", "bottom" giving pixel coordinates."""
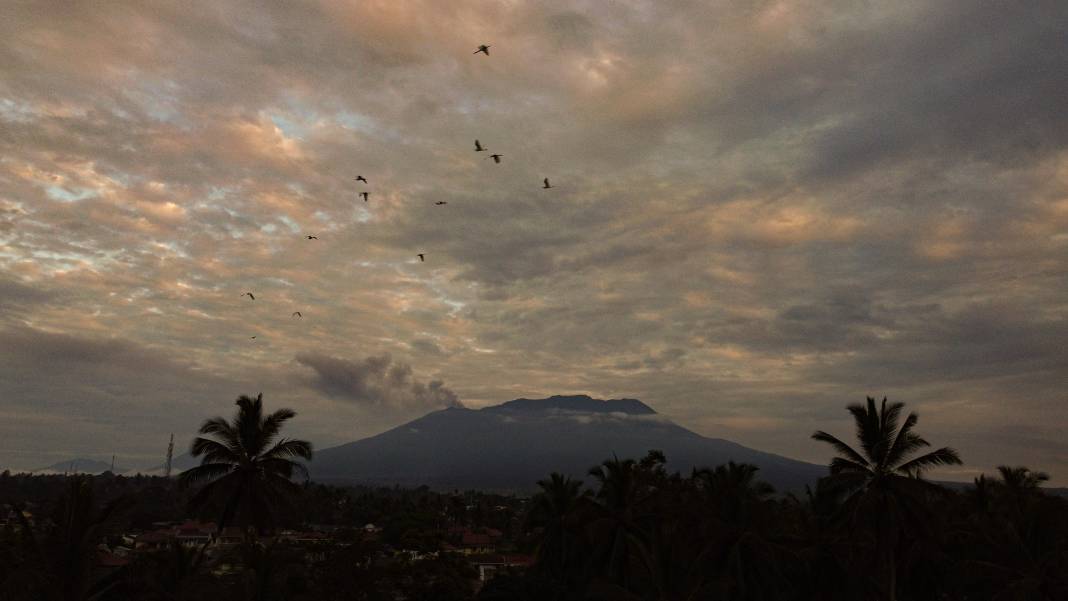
[
  {"left": 135, "top": 530, "right": 172, "bottom": 544},
  {"left": 176, "top": 520, "right": 215, "bottom": 533}
]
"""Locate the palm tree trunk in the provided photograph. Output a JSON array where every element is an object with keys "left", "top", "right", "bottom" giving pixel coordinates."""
[{"left": 881, "top": 546, "right": 896, "bottom": 601}]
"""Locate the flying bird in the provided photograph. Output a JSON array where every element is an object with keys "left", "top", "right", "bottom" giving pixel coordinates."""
[
  {"left": 354, "top": 175, "right": 367, "bottom": 183},
  {"left": 306, "top": 235, "right": 318, "bottom": 240},
  {"left": 417, "top": 253, "right": 425, "bottom": 262},
  {"left": 474, "top": 45, "right": 490, "bottom": 55},
  {"left": 292, "top": 311, "right": 302, "bottom": 318},
  {"left": 435, "top": 201, "right": 447, "bottom": 205},
  {"left": 489, "top": 154, "right": 503, "bottom": 164},
  {"left": 474, "top": 139, "right": 486, "bottom": 152},
  {"left": 542, "top": 178, "right": 552, "bottom": 189},
  {"left": 359, "top": 192, "right": 369, "bottom": 202},
  {"left": 242, "top": 292, "right": 255, "bottom": 300}
]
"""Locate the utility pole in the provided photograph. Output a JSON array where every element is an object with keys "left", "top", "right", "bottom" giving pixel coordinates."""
[
  {"left": 110, "top": 455, "right": 115, "bottom": 473},
  {"left": 164, "top": 434, "right": 174, "bottom": 478}
]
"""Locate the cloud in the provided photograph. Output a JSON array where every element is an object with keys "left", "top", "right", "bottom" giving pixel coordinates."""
[
  {"left": 0, "top": 325, "right": 231, "bottom": 470},
  {"left": 0, "top": 1, "right": 1066, "bottom": 482},
  {"left": 0, "top": 275, "right": 56, "bottom": 317},
  {"left": 295, "top": 352, "right": 462, "bottom": 410}
]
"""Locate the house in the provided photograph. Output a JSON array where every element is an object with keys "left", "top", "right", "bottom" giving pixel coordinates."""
[
  {"left": 216, "top": 526, "right": 245, "bottom": 545},
  {"left": 467, "top": 554, "right": 534, "bottom": 584},
  {"left": 133, "top": 529, "right": 172, "bottom": 551},
  {"left": 174, "top": 520, "right": 215, "bottom": 547},
  {"left": 279, "top": 530, "right": 330, "bottom": 544},
  {"left": 460, "top": 531, "right": 497, "bottom": 555}
]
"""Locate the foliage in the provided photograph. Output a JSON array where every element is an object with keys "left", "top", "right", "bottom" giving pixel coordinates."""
[{"left": 179, "top": 394, "right": 313, "bottom": 533}]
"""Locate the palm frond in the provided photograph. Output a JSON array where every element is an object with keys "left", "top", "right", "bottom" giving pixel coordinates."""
[
  {"left": 829, "top": 457, "right": 873, "bottom": 476},
  {"left": 190, "top": 437, "right": 242, "bottom": 464},
  {"left": 261, "top": 437, "right": 310, "bottom": 462},
  {"left": 869, "top": 397, "right": 903, "bottom": 467},
  {"left": 885, "top": 432, "right": 930, "bottom": 471},
  {"left": 178, "top": 462, "right": 235, "bottom": 488},
  {"left": 235, "top": 394, "right": 265, "bottom": 455},
  {"left": 847, "top": 400, "right": 878, "bottom": 459},
  {"left": 259, "top": 456, "right": 309, "bottom": 482},
  {"left": 875, "top": 408, "right": 909, "bottom": 471},
  {"left": 198, "top": 417, "right": 236, "bottom": 441},
  {"left": 260, "top": 408, "right": 296, "bottom": 440},
  {"left": 895, "top": 447, "right": 962, "bottom": 475},
  {"left": 812, "top": 430, "right": 870, "bottom": 467}
]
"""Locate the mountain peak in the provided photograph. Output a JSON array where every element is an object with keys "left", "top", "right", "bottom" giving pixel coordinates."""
[{"left": 485, "top": 394, "right": 657, "bottom": 415}]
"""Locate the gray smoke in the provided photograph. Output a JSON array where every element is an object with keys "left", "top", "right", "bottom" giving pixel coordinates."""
[{"left": 295, "top": 352, "right": 463, "bottom": 410}]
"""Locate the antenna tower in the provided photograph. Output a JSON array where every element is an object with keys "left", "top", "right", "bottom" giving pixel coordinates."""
[{"left": 164, "top": 434, "right": 174, "bottom": 478}]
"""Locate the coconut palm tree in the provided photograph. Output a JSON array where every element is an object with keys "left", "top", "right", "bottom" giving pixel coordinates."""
[
  {"left": 527, "top": 473, "right": 586, "bottom": 583},
  {"left": 179, "top": 393, "right": 312, "bottom": 534},
  {"left": 694, "top": 461, "right": 774, "bottom": 526},
  {"left": 812, "top": 396, "right": 962, "bottom": 601},
  {"left": 996, "top": 465, "right": 1050, "bottom": 491},
  {"left": 586, "top": 456, "right": 648, "bottom": 591}
]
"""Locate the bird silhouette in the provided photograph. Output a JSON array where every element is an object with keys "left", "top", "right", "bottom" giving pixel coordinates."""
[
  {"left": 292, "top": 311, "right": 302, "bottom": 318},
  {"left": 354, "top": 175, "right": 367, "bottom": 183},
  {"left": 250, "top": 336, "right": 257, "bottom": 339},
  {"left": 435, "top": 201, "right": 448, "bottom": 205},
  {"left": 474, "top": 45, "right": 490, "bottom": 55},
  {"left": 543, "top": 178, "right": 552, "bottom": 189},
  {"left": 489, "top": 154, "right": 503, "bottom": 164},
  {"left": 242, "top": 292, "right": 255, "bottom": 300},
  {"left": 417, "top": 253, "right": 425, "bottom": 262},
  {"left": 474, "top": 139, "right": 486, "bottom": 152},
  {"left": 306, "top": 235, "right": 318, "bottom": 240},
  {"left": 359, "top": 192, "right": 369, "bottom": 202}
]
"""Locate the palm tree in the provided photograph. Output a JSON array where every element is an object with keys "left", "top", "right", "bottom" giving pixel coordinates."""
[
  {"left": 812, "top": 396, "right": 962, "bottom": 601},
  {"left": 527, "top": 473, "right": 586, "bottom": 583},
  {"left": 996, "top": 465, "right": 1050, "bottom": 491},
  {"left": 692, "top": 462, "right": 786, "bottom": 599},
  {"left": 4, "top": 478, "right": 128, "bottom": 601},
  {"left": 585, "top": 456, "right": 655, "bottom": 593},
  {"left": 179, "top": 393, "right": 312, "bottom": 534},
  {"left": 694, "top": 461, "right": 774, "bottom": 526}
]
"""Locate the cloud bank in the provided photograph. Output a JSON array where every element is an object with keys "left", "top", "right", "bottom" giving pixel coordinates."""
[{"left": 0, "top": 1, "right": 1065, "bottom": 480}]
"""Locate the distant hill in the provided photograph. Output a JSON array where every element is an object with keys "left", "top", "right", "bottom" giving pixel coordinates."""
[
  {"left": 133, "top": 451, "right": 199, "bottom": 477},
  {"left": 310, "top": 394, "right": 827, "bottom": 492},
  {"left": 33, "top": 458, "right": 124, "bottom": 475}
]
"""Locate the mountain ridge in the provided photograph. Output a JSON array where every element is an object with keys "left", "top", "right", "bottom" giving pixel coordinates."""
[
  {"left": 32, "top": 458, "right": 125, "bottom": 475},
  {"left": 309, "top": 395, "right": 827, "bottom": 492}
]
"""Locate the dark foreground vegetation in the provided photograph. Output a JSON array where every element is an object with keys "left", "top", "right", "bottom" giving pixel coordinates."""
[{"left": 1, "top": 395, "right": 1065, "bottom": 600}]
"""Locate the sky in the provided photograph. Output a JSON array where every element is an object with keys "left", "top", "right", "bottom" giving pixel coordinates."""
[{"left": 1, "top": 1, "right": 1066, "bottom": 482}]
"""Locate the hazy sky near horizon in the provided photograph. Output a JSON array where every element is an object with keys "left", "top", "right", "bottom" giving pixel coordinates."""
[{"left": 1, "top": 1, "right": 1066, "bottom": 481}]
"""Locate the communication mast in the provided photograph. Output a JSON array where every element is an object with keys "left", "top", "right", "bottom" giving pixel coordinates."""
[
  {"left": 164, "top": 434, "right": 174, "bottom": 478},
  {"left": 110, "top": 455, "right": 115, "bottom": 473}
]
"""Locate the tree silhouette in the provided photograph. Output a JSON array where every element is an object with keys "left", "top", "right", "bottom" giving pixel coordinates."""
[
  {"left": 812, "top": 396, "right": 962, "bottom": 601},
  {"left": 179, "top": 393, "right": 312, "bottom": 534},
  {"left": 2, "top": 478, "right": 128, "bottom": 601},
  {"left": 527, "top": 473, "right": 587, "bottom": 585}
]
